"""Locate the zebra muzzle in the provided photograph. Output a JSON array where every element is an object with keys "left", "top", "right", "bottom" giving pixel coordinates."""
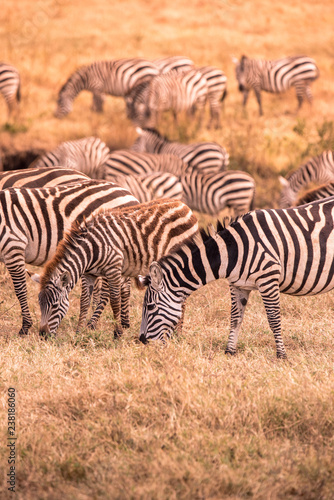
[{"left": 139, "top": 334, "right": 148, "bottom": 344}]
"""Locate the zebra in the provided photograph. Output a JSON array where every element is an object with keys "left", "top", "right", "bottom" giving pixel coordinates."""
[
  {"left": 0, "top": 180, "right": 138, "bottom": 336},
  {"left": 0, "top": 63, "right": 21, "bottom": 121},
  {"left": 55, "top": 58, "right": 159, "bottom": 117},
  {"left": 112, "top": 172, "right": 183, "bottom": 203},
  {"left": 279, "top": 151, "right": 334, "bottom": 208},
  {"left": 181, "top": 169, "right": 256, "bottom": 217},
  {"left": 234, "top": 55, "right": 319, "bottom": 115},
  {"left": 295, "top": 182, "right": 334, "bottom": 206},
  {"left": 36, "top": 199, "right": 198, "bottom": 338},
  {"left": 101, "top": 150, "right": 188, "bottom": 179},
  {"left": 153, "top": 56, "right": 195, "bottom": 74},
  {"left": 196, "top": 66, "right": 227, "bottom": 129},
  {"left": 31, "top": 137, "right": 111, "bottom": 179},
  {"left": 125, "top": 69, "right": 208, "bottom": 128},
  {"left": 138, "top": 196, "right": 334, "bottom": 359},
  {"left": 0, "top": 166, "right": 90, "bottom": 189},
  {"left": 131, "top": 127, "right": 229, "bottom": 174}
]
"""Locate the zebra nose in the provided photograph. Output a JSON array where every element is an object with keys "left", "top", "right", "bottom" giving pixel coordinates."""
[
  {"left": 139, "top": 334, "right": 147, "bottom": 344},
  {"left": 39, "top": 324, "right": 51, "bottom": 338}
]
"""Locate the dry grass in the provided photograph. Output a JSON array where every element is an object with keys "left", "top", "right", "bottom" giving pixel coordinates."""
[{"left": 1, "top": 1, "right": 334, "bottom": 498}]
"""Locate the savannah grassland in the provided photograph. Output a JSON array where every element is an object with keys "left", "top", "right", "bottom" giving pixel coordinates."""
[{"left": 1, "top": 1, "right": 334, "bottom": 499}]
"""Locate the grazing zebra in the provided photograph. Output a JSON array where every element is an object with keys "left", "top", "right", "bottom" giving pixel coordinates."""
[
  {"left": 181, "top": 169, "right": 256, "bottom": 216},
  {"left": 138, "top": 197, "right": 334, "bottom": 359},
  {"left": 295, "top": 182, "right": 334, "bottom": 206},
  {"left": 0, "top": 63, "right": 21, "bottom": 121},
  {"left": 101, "top": 150, "right": 188, "bottom": 179},
  {"left": 279, "top": 151, "right": 334, "bottom": 208},
  {"left": 112, "top": 172, "right": 183, "bottom": 203},
  {"left": 153, "top": 56, "right": 195, "bottom": 74},
  {"left": 197, "top": 66, "right": 227, "bottom": 129},
  {"left": 0, "top": 180, "right": 138, "bottom": 335},
  {"left": 55, "top": 58, "right": 159, "bottom": 117},
  {"left": 0, "top": 166, "right": 90, "bottom": 189},
  {"left": 37, "top": 199, "right": 198, "bottom": 337},
  {"left": 234, "top": 55, "right": 319, "bottom": 115},
  {"left": 131, "top": 127, "right": 229, "bottom": 174},
  {"left": 31, "top": 137, "right": 111, "bottom": 179},
  {"left": 126, "top": 69, "right": 208, "bottom": 128}
]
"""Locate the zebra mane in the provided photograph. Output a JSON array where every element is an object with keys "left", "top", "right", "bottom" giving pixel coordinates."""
[{"left": 140, "top": 127, "right": 170, "bottom": 142}]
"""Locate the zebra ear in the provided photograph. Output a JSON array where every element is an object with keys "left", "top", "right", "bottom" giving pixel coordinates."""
[
  {"left": 231, "top": 56, "right": 239, "bottom": 65},
  {"left": 149, "top": 262, "right": 163, "bottom": 288},
  {"left": 26, "top": 269, "right": 41, "bottom": 284},
  {"left": 135, "top": 127, "right": 143, "bottom": 135},
  {"left": 60, "top": 271, "right": 71, "bottom": 288},
  {"left": 279, "top": 176, "right": 289, "bottom": 188}
]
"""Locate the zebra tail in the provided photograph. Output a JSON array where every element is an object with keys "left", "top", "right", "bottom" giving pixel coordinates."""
[
  {"left": 220, "top": 88, "right": 228, "bottom": 102},
  {"left": 16, "top": 82, "right": 21, "bottom": 102}
]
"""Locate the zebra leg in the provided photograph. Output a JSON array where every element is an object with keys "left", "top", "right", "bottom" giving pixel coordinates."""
[
  {"left": 76, "top": 274, "right": 96, "bottom": 331},
  {"left": 225, "top": 285, "right": 251, "bottom": 355},
  {"left": 242, "top": 90, "right": 249, "bottom": 108},
  {"left": 105, "top": 271, "right": 123, "bottom": 338},
  {"left": 253, "top": 88, "right": 263, "bottom": 116},
  {"left": 258, "top": 281, "right": 287, "bottom": 359},
  {"left": 120, "top": 278, "right": 131, "bottom": 328},
  {"left": 87, "top": 277, "right": 110, "bottom": 330},
  {"left": 5, "top": 260, "right": 33, "bottom": 335},
  {"left": 91, "top": 93, "right": 105, "bottom": 113}
]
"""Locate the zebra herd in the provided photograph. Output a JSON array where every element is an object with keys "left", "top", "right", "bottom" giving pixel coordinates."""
[{"left": 1, "top": 53, "right": 334, "bottom": 359}]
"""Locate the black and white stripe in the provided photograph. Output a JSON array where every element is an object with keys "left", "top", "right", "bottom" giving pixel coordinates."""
[
  {"left": 0, "top": 62, "right": 21, "bottom": 121},
  {"left": 196, "top": 66, "right": 227, "bottom": 129},
  {"left": 138, "top": 197, "right": 334, "bottom": 359},
  {"left": 0, "top": 180, "right": 138, "bottom": 335},
  {"left": 55, "top": 58, "right": 159, "bottom": 117},
  {"left": 31, "top": 137, "right": 111, "bottom": 178},
  {"left": 234, "top": 55, "right": 319, "bottom": 115},
  {"left": 279, "top": 151, "right": 334, "bottom": 207},
  {"left": 131, "top": 127, "right": 229, "bottom": 174},
  {"left": 153, "top": 56, "right": 195, "bottom": 74},
  {"left": 0, "top": 166, "right": 90, "bottom": 190},
  {"left": 181, "top": 169, "right": 256, "bottom": 216},
  {"left": 112, "top": 172, "right": 183, "bottom": 203},
  {"left": 38, "top": 199, "right": 198, "bottom": 337},
  {"left": 295, "top": 182, "right": 334, "bottom": 206}
]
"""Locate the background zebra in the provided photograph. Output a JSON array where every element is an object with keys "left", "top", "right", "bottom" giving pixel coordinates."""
[
  {"left": 31, "top": 137, "right": 111, "bottom": 178},
  {"left": 181, "top": 169, "right": 256, "bottom": 216},
  {"left": 126, "top": 69, "right": 208, "bottom": 128},
  {"left": 37, "top": 199, "right": 198, "bottom": 337},
  {"left": 0, "top": 166, "right": 90, "bottom": 189},
  {"left": 112, "top": 172, "right": 183, "bottom": 203},
  {"left": 100, "top": 149, "right": 188, "bottom": 179},
  {"left": 196, "top": 66, "right": 227, "bottom": 129},
  {"left": 295, "top": 182, "right": 334, "bottom": 206},
  {"left": 138, "top": 196, "right": 334, "bottom": 359},
  {"left": 55, "top": 58, "right": 159, "bottom": 117},
  {"left": 234, "top": 55, "right": 319, "bottom": 115},
  {"left": 0, "top": 180, "right": 138, "bottom": 336},
  {"left": 0, "top": 62, "right": 21, "bottom": 121},
  {"left": 131, "top": 127, "right": 229, "bottom": 174},
  {"left": 153, "top": 56, "right": 195, "bottom": 74},
  {"left": 279, "top": 151, "right": 334, "bottom": 207}
]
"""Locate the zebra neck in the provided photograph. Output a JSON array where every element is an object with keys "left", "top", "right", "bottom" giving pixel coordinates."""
[{"left": 56, "top": 239, "right": 96, "bottom": 289}]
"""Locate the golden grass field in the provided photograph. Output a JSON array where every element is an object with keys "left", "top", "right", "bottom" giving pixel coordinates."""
[{"left": 1, "top": 1, "right": 334, "bottom": 498}]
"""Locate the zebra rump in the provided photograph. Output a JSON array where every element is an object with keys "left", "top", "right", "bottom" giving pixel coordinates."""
[
  {"left": 112, "top": 172, "right": 183, "bottom": 203},
  {"left": 0, "top": 62, "right": 21, "bottom": 121},
  {"left": 0, "top": 166, "right": 90, "bottom": 190}
]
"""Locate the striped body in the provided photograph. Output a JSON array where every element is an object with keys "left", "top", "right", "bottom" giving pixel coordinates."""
[
  {"left": 0, "top": 166, "right": 90, "bottom": 190},
  {"left": 139, "top": 197, "right": 334, "bottom": 358},
  {"left": 101, "top": 150, "right": 188, "bottom": 179},
  {"left": 31, "top": 137, "right": 110, "bottom": 178},
  {"left": 0, "top": 63, "right": 20, "bottom": 121},
  {"left": 153, "top": 56, "right": 195, "bottom": 74},
  {"left": 126, "top": 69, "right": 208, "bottom": 128},
  {"left": 55, "top": 58, "right": 159, "bottom": 117},
  {"left": 131, "top": 128, "right": 229, "bottom": 174},
  {"left": 295, "top": 182, "right": 334, "bottom": 206},
  {"left": 113, "top": 172, "right": 183, "bottom": 203},
  {"left": 197, "top": 66, "right": 227, "bottom": 129},
  {"left": 38, "top": 199, "right": 198, "bottom": 337},
  {"left": 181, "top": 169, "right": 256, "bottom": 216},
  {"left": 0, "top": 180, "right": 138, "bottom": 335},
  {"left": 279, "top": 151, "right": 334, "bottom": 207},
  {"left": 235, "top": 55, "right": 319, "bottom": 115}
]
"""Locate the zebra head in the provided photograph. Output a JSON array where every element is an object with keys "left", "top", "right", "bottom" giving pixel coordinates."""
[
  {"left": 38, "top": 271, "right": 72, "bottom": 337},
  {"left": 54, "top": 83, "right": 73, "bottom": 118},
  {"left": 278, "top": 176, "right": 295, "bottom": 208},
  {"left": 234, "top": 55, "right": 250, "bottom": 92},
  {"left": 138, "top": 262, "right": 185, "bottom": 344}
]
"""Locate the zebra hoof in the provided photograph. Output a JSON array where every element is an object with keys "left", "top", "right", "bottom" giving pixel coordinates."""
[
  {"left": 276, "top": 353, "right": 288, "bottom": 360},
  {"left": 86, "top": 322, "right": 97, "bottom": 331},
  {"left": 225, "top": 349, "right": 237, "bottom": 356},
  {"left": 113, "top": 329, "right": 123, "bottom": 339},
  {"left": 121, "top": 321, "right": 130, "bottom": 329},
  {"left": 18, "top": 328, "right": 29, "bottom": 336}
]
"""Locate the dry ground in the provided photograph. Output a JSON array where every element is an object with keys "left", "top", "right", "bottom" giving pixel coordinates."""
[{"left": 1, "top": 1, "right": 334, "bottom": 498}]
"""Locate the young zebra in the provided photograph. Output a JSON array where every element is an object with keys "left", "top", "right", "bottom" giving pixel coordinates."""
[
  {"left": 234, "top": 55, "right": 319, "bottom": 115},
  {"left": 196, "top": 66, "right": 227, "bottom": 129},
  {"left": 55, "top": 58, "right": 159, "bottom": 117},
  {"left": 101, "top": 150, "right": 188, "bottom": 179},
  {"left": 126, "top": 69, "right": 208, "bottom": 128},
  {"left": 0, "top": 166, "right": 90, "bottom": 190},
  {"left": 112, "top": 172, "right": 183, "bottom": 203},
  {"left": 37, "top": 199, "right": 198, "bottom": 337},
  {"left": 295, "top": 182, "right": 334, "bottom": 206},
  {"left": 279, "top": 151, "right": 334, "bottom": 208},
  {"left": 138, "top": 197, "right": 334, "bottom": 359},
  {"left": 181, "top": 169, "right": 256, "bottom": 216},
  {"left": 153, "top": 56, "right": 195, "bottom": 74},
  {"left": 31, "top": 137, "right": 111, "bottom": 178},
  {"left": 131, "top": 127, "right": 229, "bottom": 174},
  {"left": 0, "top": 63, "right": 21, "bottom": 121},
  {"left": 0, "top": 180, "right": 138, "bottom": 335}
]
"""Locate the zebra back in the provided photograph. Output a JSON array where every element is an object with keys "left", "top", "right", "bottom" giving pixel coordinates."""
[
  {"left": 153, "top": 56, "right": 195, "bottom": 74},
  {"left": 0, "top": 167, "right": 90, "bottom": 190},
  {"left": 295, "top": 182, "right": 334, "bottom": 206},
  {"left": 0, "top": 62, "right": 21, "bottom": 119},
  {"left": 112, "top": 172, "right": 183, "bottom": 203}
]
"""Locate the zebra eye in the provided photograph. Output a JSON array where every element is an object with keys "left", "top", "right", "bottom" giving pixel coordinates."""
[{"left": 147, "top": 303, "right": 156, "bottom": 311}]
